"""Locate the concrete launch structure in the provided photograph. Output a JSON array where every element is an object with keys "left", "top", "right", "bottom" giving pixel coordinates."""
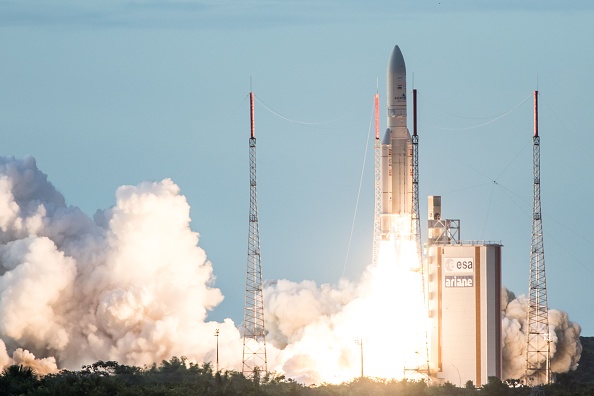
[
  {"left": 425, "top": 197, "right": 502, "bottom": 386},
  {"left": 381, "top": 45, "right": 413, "bottom": 239}
]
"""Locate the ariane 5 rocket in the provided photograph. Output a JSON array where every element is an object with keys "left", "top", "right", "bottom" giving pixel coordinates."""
[{"left": 381, "top": 45, "right": 413, "bottom": 239}]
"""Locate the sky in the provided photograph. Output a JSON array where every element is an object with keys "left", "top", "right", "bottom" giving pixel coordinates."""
[{"left": 1, "top": 1, "right": 594, "bottom": 336}]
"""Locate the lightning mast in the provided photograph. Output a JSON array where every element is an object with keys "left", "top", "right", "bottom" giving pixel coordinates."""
[
  {"left": 411, "top": 89, "right": 422, "bottom": 266},
  {"left": 242, "top": 91, "right": 268, "bottom": 376},
  {"left": 525, "top": 90, "right": 550, "bottom": 388},
  {"left": 372, "top": 90, "right": 381, "bottom": 267},
  {"left": 412, "top": 88, "right": 430, "bottom": 377}
]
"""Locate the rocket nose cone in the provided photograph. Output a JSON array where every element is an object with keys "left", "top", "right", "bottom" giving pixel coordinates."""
[{"left": 388, "top": 45, "right": 406, "bottom": 75}]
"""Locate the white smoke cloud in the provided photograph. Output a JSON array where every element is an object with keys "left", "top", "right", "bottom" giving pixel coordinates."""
[
  {"left": 263, "top": 242, "right": 430, "bottom": 385},
  {"left": 0, "top": 156, "right": 242, "bottom": 374},
  {"left": 11, "top": 348, "right": 58, "bottom": 376},
  {"left": 264, "top": 278, "right": 361, "bottom": 384},
  {"left": 0, "top": 156, "right": 582, "bottom": 386},
  {"left": 264, "top": 278, "right": 357, "bottom": 349},
  {"left": 501, "top": 288, "right": 582, "bottom": 380}
]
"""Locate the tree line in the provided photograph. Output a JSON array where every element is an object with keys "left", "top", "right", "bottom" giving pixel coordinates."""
[{"left": 0, "top": 356, "right": 593, "bottom": 396}]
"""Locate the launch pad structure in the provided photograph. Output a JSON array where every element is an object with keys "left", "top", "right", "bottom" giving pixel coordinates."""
[
  {"left": 376, "top": 45, "right": 503, "bottom": 387},
  {"left": 236, "top": 45, "right": 554, "bottom": 388},
  {"left": 377, "top": 48, "right": 553, "bottom": 389},
  {"left": 425, "top": 199, "right": 503, "bottom": 387}
]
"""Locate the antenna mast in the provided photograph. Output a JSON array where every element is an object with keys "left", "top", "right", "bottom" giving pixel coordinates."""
[
  {"left": 242, "top": 91, "right": 268, "bottom": 376},
  {"left": 525, "top": 90, "right": 551, "bottom": 388}
]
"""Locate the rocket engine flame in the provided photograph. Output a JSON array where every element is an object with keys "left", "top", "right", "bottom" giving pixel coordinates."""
[{"left": 265, "top": 217, "right": 429, "bottom": 384}]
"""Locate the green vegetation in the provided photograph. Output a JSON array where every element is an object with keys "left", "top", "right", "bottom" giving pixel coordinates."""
[{"left": 1, "top": 337, "right": 593, "bottom": 395}]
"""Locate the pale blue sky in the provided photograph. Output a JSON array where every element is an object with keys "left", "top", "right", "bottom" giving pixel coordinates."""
[{"left": 2, "top": 1, "right": 594, "bottom": 334}]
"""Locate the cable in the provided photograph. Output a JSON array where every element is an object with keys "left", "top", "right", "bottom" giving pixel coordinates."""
[
  {"left": 342, "top": 97, "right": 374, "bottom": 278},
  {"left": 440, "top": 181, "right": 493, "bottom": 195},
  {"left": 481, "top": 181, "right": 496, "bottom": 240},
  {"left": 254, "top": 94, "right": 334, "bottom": 126},
  {"left": 232, "top": 94, "right": 249, "bottom": 117},
  {"left": 494, "top": 137, "right": 532, "bottom": 181},
  {"left": 427, "top": 96, "right": 526, "bottom": 120},
  {"left": 423, "top": 93, "right": 532, "bottom": 132}
]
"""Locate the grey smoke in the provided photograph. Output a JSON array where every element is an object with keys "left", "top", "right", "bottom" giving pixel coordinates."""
[{"left": 501, "top": 288, "right": 582, "bottom": 380}]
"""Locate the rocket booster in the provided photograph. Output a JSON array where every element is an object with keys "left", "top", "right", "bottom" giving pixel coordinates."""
[{"left": 381, "top": 45, "right": 413, "bottom": 239}]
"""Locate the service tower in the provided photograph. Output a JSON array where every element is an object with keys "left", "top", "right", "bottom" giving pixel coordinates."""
[{"left": 425, "top": 197, "right": 502, "bottom": 387}]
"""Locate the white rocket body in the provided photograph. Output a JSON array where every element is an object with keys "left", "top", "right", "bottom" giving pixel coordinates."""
[{"left": 381, "top": 45, "right": 413, "bottom": 239}]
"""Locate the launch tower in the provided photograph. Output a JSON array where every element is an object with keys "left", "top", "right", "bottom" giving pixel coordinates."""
[
  {"left": 372, "top": 91, "right": 381, "bottom": 267},
  {"left": 410, "top": 89, "right": 430, "bottom": 376},
  {"left": 411, "top": 89, "right": 422, "bottom": 267},
  {"left": 525, "top": 90, "right": 551, "bottom": 387},
  {"left": 242, "top": 92, "right": 268, "bottom": 376}
]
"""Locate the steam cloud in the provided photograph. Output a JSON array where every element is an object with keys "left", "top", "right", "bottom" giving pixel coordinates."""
[
  {"left": 264, "top": 282, "right": 582, "bottom": 384},
  {"left": 0, "top": 156, "right": 582, "bottom": 384},
  {"left": 501, "top": 288, "right": 582, "bottom": 380},
  {"left": 0, "top": 156, "right": 241, "bottom": 375}
]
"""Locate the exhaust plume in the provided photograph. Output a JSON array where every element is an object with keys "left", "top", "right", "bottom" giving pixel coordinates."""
[{"left": 0, "top": 156, "right": 581, "bottom": 385}]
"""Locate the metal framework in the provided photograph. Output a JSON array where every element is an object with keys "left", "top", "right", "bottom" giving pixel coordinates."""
[
  {"left": 428, "top": 219, "right": 461, "bottom": 245},
  {"left": 525, "top": 90, "right": 550, "bottom": 386},
  {"left": 242, "top": 92, "right": 268, "bottom": 376},
  {"left": 410, "top": 89, "right": 422, "bottom": 265},
  {"left": 372, "top": 92, "right": 382, "bottom": 267},
  {"left": 410, "top": 89, "right": 430, "bottom": 377}
]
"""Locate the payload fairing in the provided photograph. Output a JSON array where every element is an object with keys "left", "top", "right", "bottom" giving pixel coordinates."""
[{"left": 381, "top": 45, "right": 413, "bottom": 239}]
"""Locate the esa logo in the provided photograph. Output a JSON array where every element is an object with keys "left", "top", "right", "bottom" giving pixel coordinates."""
[{"left": 444, "top": 258, "right": 474, "bottom": 273}]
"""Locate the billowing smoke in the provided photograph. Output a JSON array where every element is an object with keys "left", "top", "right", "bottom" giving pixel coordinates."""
[
  {"left": 264, "top": 280, "right": 583, "bottom": 384},
  {"left": 0, "top": 156, "right": 582, "bottom": 385},
  {"left": 501, "top": 288, "right": 582, "bottom": 380},
  {"left": 264, "top": 278, "right": 361, "bottom": 384},
  {"left": 264, "top": 240, "right": 429, "bottom": 384},
  {"left": 0, "top": 156, "right": 242, "bottom": 375}
]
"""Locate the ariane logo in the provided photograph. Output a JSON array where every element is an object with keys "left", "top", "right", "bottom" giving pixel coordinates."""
[
  {"left": 445, "top": 275, "right": 474, "bottom": 288},
  {"left": 444, "top": 258, "right": 474, "bottom": 273}
]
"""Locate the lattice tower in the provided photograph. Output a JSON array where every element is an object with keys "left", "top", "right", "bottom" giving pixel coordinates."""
[
  {"left": 242, "top": 92, "right": 268, "bottom": 376},
  {"left": 411, "top": 89, "right": 430, "bottom": 376},
  {"left": 525, "top": 90, "right": 550, "bottom": 386},
  {"left": 410, "top": 89, "right": 422, "bottom": 267},
  {"left": 372, "top": 92, "right": 381, "bottom": 267}
]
